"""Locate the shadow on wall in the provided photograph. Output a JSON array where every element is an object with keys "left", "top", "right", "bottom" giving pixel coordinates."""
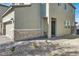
[
  {"left": 50, "top": 34, "right": 79, "bottom": 40},
  {"left": 15, "top": 34, "right": 79, "bottom": 42}
]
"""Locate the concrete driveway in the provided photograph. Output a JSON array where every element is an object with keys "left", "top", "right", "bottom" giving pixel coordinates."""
[{"left": 0, "top": 35, "right": 14, "bottom": 45}]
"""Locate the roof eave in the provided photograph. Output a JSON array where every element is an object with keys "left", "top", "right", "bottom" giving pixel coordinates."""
[
  {"left": 1, "top": 4, "right": 32, "bottom": 18},
  {"left": 1, "top": 7, "right": 13, "bottom": 18},
  {"left": 68, "top": 3, "right": 76, "bottom": 9},
  {"left": 0, "top": 4, "right": 9, "bottom": 7}
]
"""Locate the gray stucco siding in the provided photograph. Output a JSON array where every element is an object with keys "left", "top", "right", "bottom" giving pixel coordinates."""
[
  {"left": 15, "top": 4, "right": 41, "bottom": 29},
  {"left": 49, "top": 3, "right": 75, "bottom": 36}
]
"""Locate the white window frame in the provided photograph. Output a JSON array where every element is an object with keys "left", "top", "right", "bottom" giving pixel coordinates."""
[{"left": 64, "top": 20, "right": 68, "bottom": 28}]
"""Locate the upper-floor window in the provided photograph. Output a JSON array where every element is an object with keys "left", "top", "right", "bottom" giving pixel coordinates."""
[
  {"left": 58, "top": 3, "right": 61, "bottom": 6},
  {"left": 68, "top": 20, "right": 71, "bottom": 28},
  {"left": 64, "top": 4, "right": 67, "bottom": 11},
  {"left": 64, "top": 20, "right": 71, "bottom": 28},
  {"left": 64, "top": 20, "right": 68, "bottom": 28}
]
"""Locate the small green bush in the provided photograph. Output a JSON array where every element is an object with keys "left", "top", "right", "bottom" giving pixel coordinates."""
[{"left": 10, "top": 47, "right": 15, "bottom": 52}]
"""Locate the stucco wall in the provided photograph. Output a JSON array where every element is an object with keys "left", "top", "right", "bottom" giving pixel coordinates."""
[
  {"left": 15, "top": 4, "right": 41, "bottom": 29},
  {"left": 0, "top": 23, "right": 2, "bottom": 34},
  {"left": 2, "top": 11, "right": 15, "bottom": 23},
  {"left": 40, "top": 3, "right": 46, "bottom": 17},
  {"left": 2, "top": 11, "right": 15, "bottom": 39},
  {"left": 14, "top": 29, "right": 42, "bottom": 40},
  {"left": 14, "top": 4, "right": 44, "bottom": 40},
  {"left": 49, "top": 3, "right": 75, "bottom": 36}
]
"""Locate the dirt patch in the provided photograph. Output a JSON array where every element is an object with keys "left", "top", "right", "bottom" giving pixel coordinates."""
[{"left": 0, "top": 35, "right": 79, "bottom": 56}]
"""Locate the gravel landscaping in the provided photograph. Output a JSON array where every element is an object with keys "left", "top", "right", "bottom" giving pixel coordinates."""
[{"left": 0, "top": 35, "right": 79, "bottom": 56}]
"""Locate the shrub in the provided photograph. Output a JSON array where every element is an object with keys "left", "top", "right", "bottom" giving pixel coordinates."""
[{"left": 10, "top": 47, "right": 15, "bottom": 52}]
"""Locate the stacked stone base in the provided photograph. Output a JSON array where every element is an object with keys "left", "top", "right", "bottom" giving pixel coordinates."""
[{"left": 14, "top": 29, "right": 43, "bottom": 41}]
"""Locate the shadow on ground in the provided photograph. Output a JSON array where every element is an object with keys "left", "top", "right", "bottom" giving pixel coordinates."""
[
  {"left": 18, "top": 34, "right": 79, "bottom": 41},
  {"left": 0, "top": 34, "right": 79, "bottom": 56},
  {"left": 0, "top": 40, "right": 79, "bottom": 56}
]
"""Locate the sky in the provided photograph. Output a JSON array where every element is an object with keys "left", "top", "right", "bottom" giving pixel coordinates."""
[
  {"left": 1, "top": 3, "right": 79, "bottom": 25},
  {"left": 73, "top": 3, "right": 79, "bottom": 25},
  {"left": 1, "top": 3, "right": 11, "bottom": 6}
]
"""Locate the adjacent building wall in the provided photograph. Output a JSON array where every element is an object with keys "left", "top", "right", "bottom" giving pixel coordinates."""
[
  {"left": 2, "top": 10, "right": 15, "bottom": 40},
  {"left": 49, "top": 3, "right": 75, "bottom": 36}
]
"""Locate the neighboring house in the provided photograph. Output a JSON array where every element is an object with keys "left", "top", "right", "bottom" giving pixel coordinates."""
[
  {"left": 1, "top": 3, "right": 75, "bottom": 41},
  {"left": 76, "top": 23, "right": 79, "bottom": 34},
  {"left": 0, "top": 4, "right": 9, "bottom": 34}
]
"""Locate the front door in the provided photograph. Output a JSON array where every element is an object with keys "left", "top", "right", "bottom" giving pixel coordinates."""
[{"left": 51, "top": 20, "right": 56, "bottom": 37}]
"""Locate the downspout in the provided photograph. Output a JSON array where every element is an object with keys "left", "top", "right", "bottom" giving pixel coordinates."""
[{"left": 46, "top": 3, "right": 51, "bottom": 38}]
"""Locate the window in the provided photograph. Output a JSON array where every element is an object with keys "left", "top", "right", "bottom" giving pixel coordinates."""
[
  {"left": 64, "top": 4, "right": 67, "bottom": 11},
  {"left": 58, "top": 3, "right": 61, "bottom": 6},
  {"left": 64, "top": 20, "right": 67, "bottom": 28},
  {"left": 68, "top": 20, "right": 71, "bottom": 28},
  {"left": 64, "top": 20, "right": 71, "bottom": 28}
]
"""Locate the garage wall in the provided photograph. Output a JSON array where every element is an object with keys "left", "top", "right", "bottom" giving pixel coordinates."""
[
  {"left": 2, "top": 11, "right": 15, "bottom": 23},
  {"left": 2, "top": 11, "right": 15, "bottom": 39},
  {"left": 5, "top": 21, "right": 14, "bottom": 39}
]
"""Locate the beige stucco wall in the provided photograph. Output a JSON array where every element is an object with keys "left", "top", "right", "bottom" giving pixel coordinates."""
[
  {"left": 15, "top": 4, "right": 41, "bottom": 29},
  {"left": 2, "top": 11, "right": 15, "bottom": 40},
  {"left": 49, "top": 3, "right": 75, "bottom": 36},
  {"left": 2, "top": 11, "right": 15, "bottom": 23},
  {"left": 14, "top": 4, "right": 44, "bottom": 40},
  {"left": 42, "top": 19, "right": 48, "bottom": 34},
  {"left": 2, "top": 3, "right": 75, "bottom": 40}
]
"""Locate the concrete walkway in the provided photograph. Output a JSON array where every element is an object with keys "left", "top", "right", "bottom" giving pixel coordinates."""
[{"left": 0, "top": 35, "right": 14, "bottom": 45}]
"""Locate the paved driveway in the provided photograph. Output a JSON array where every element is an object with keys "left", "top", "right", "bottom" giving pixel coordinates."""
[{"left": 0, "top": 35, "right": 14, "bottom": 45}]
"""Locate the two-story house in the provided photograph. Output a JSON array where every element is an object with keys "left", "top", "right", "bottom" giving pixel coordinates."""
[{"left": 1, "top": 3, "right": 75, "bottom": 41}]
